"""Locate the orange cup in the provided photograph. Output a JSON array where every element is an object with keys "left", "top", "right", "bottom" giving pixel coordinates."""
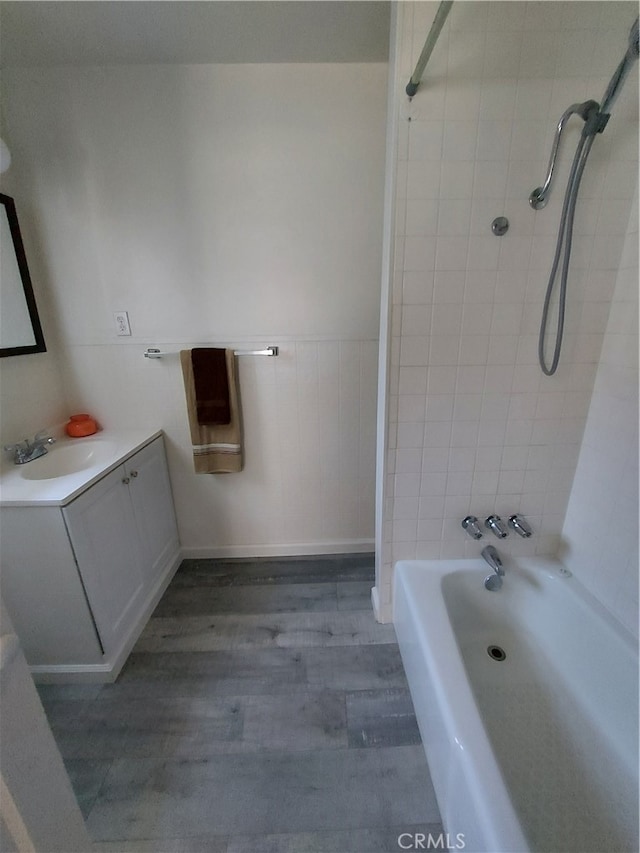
[{"left": 65, "top": 413, "right": 98, "bottom": 437}]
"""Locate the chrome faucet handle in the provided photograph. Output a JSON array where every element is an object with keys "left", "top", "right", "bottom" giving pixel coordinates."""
[
  {"left": 3, "top": 442, "right": 29, "bottom": 463},
  {"left": 461, "top": 515, "right": 483, "bottom": 539},
  {"left": 484, "top": 514, "right": 508, "bottom": 539},
  {"left": 33, "top": 430, "right": 55, "bottom": 445},
  {"left": 3, "top": 443, "right": 20, "bottom": 457},
  {"left": 508, "top": 514, "right": 532, "bottom": 538}
]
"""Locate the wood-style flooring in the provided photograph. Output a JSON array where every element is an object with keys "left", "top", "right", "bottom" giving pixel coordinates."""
[{"left": 37, "top": 554, "right": 443, "bottom": 852}]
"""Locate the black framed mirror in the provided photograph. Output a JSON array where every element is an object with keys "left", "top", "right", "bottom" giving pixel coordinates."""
[{"left": 0, "top": 193, "right": 46, "bottom": 357}]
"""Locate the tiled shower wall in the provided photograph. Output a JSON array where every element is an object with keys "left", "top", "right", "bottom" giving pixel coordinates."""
[{"left": 375, "top": 1, "right": 639, "bottom": 621}]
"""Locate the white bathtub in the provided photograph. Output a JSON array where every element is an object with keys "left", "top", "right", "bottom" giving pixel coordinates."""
[{"left": 393, "top": 557, "right": 639, "bottom": 853}]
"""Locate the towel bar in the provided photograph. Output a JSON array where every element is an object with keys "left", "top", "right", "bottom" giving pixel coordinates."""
[{"left": 144, "top": 346, "right": 278, "bottom": 359}]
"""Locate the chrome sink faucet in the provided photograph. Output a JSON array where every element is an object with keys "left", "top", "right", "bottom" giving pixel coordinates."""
[
  {"left": 482, "top": 545, "right": 504, "bottom": 591},
  {"left": 4, "top": 432, "right": 55, "bottom": 464}
]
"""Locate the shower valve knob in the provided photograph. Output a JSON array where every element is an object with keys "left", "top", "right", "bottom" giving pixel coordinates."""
[
  {"left": 508, "top": 514, "right": 532, "bottom": 538},
  {"left": 484, "top": 515, "right": 508, "bottom": 539},
  {"left": 461, "top": 516, "right": 483, "bottom": 540}
]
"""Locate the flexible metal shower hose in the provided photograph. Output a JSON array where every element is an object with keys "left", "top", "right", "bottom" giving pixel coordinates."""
[
  {"left": 538, "top": 18, "right": 638, "bottom": 376},
  {"left": 537, "top": 131, "right": 596, "bottom": 376}
]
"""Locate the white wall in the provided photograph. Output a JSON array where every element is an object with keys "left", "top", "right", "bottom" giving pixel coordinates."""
[
  {"left": 376, "top": 1, "right": 638, "bottom": 621},
  {"left": 561, "top": 181, "right": 639, "bottom": 637},
  {"left": 1, "top": 62, "right": 387, "bottom": 555},
  {"left": 0, "top": 172, "right": 69, "bottom": 441}
]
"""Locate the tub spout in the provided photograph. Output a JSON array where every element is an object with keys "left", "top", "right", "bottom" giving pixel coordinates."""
[{"left": 482, "top": 545, "right": 504, "bottom": 576}]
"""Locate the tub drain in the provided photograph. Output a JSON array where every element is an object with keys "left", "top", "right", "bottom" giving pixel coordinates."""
[{"left": 487, "top": 644, "right": 506, "bottom": 661}]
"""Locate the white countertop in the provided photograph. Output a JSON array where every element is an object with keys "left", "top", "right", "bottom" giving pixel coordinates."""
[{"left": 0, "top": 429, "right": 163, "bottom": 507}]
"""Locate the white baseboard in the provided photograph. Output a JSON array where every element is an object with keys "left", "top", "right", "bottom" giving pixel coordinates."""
[
  {"left": 181, "top": 539, "right": 375, "bottom": 560},
  {"left": 371, "top": 585, "right": 392, "bottom": 624},
  {"left": 29, "top": 663, "right": 117, "bottom": 684}
]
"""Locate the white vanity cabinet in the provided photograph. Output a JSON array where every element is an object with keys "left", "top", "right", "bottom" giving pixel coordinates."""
[{"left": 0, "top": 434, "right": 180, "bottom": 681}]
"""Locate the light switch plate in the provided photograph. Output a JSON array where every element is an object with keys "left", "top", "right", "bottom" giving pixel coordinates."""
[{"left": 114, "top": 311, "right": 131, "bottom": 336}]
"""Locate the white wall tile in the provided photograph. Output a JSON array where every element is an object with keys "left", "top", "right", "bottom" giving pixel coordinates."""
[
  {"left": 408, "top": 121, "right": 444, "bottom": 161},
  {"left": 435, "top": 236, "right": 470, "bottom": 270},
  {"left": 444, "top": 80, "right": 482, "bottom": 120},
  {"left": 407, "top": 160, "right": 441, "bottom": 199},
  {"left": 437, "top": 199, "right": 472, "bottom": 236},
  {"left": 450, "top": 420, "right": 480, "bottom": 448},
  {"left": 476, "top": 120, "right": 512, "bottom": 161},
  {"left": 487, "top": 1, "right": 526, "bottom": 32},
  {"left": 423, "top": 420, "right": 453, "bottom": 448},
  {"left": 480, "top": 77, "right": 517, "bottom": 121},
  {"left": 443, "top": 121, "right": 479, "bottom": 161},
  {"left": 459, "top": 334, "right": 490, "bottom": 365},
  {"left": 433, "top": 271, "right": 466, "bottom": 303},
  {"left": 483, "top": 31, "right": 523, "bottom": 77},
  {"left": 420, "top": 472, "right": 448, "bottom": 497},
  {"left": 398, "top": 394, "right": 427, "bottom": 422},
  {"left": 431, "top": 303, "right": 463, "bottom": 336},
  {"left": 440, "top": 161, "right": 475, "bottom": 198},
  {"left": 518, "top": 32, "right": 560, "bottom": 78},
  {"left": 402, "top": 271, "right": 435, "bottom": 305},
  {"left": 467, "top": 236, "right": 500, "bottom": 270},
  {"left": 429, "top": 336, "right": 461, "bottom": 366},
  {"left": 427, "top": 365, "right": 457, "bottom": 394},
  {"left": 380, "top": 2, "right": 637, "bottom": 627},
  {"left": 405, "top": 199, "right": 439, "bottom": 236},
  {"left": 404, "top": 235, "right": 437, "bottom": 270}
]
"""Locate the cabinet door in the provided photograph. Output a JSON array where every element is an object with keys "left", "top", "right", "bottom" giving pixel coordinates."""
[
  {"left": 125, "top": 437, "right": 180, "bottom": 586},
  {"left": 63, "top": 465, "right": 146, "bottom": 653}
]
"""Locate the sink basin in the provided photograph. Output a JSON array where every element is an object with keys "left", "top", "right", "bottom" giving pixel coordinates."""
[
  {"left": 0, "top": 429, "right": 161, "bottom": 506},
  {"left": 20, "top": 441, "right": 117, "bottom": 481}
]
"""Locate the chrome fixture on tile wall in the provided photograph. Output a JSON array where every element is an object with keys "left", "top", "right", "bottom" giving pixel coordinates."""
[
  {"left": 484, "top": 515, "right": 509, "bottom": 539},
  {"left": 533, "top": 16, "right": 639, "bottom": 377},
  {"left": 490, "top": 216, "right": 509, "bottom": 236},
  {"left": 462, "top": 514, "right": 534, "bottom": 540},
  {"left": 508, "top": 514, "right": 532, "bottom": 538},
  {"left": 482, "top": 545, "right": 505, "bottom": 591},
  {"left": 461, "top": 515, "right": 483, "bottom": 540}
]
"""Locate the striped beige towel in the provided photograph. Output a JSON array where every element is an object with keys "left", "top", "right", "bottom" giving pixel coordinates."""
[{"left": 180, "top": 349, "right": 243, "bottom": 473}]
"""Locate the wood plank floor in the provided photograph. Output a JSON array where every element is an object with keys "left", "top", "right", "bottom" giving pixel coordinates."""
[{"left": 38, "top": 554, "right": 443, "bottom": 852}]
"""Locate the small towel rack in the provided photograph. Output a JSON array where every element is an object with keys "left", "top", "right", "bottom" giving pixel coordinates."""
[{"left": 144, "top": 346, "right": 278, "bottom": 359}]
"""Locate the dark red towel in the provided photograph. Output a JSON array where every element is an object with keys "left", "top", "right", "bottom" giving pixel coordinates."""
[{"left": 191, "top": 348, "right": 231, "bottom": 425}]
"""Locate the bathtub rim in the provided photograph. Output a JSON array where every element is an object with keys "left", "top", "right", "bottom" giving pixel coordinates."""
[
  {"left": 394, "top": 557, "right": 529, "bottom": 852},
  {"left": 393, "top": 555, "right": 639, "bottom": 853}
]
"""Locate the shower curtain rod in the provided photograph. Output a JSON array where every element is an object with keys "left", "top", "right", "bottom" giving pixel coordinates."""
[{"left": 406, "top": 0, "right": 453, "bottom": 97}]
